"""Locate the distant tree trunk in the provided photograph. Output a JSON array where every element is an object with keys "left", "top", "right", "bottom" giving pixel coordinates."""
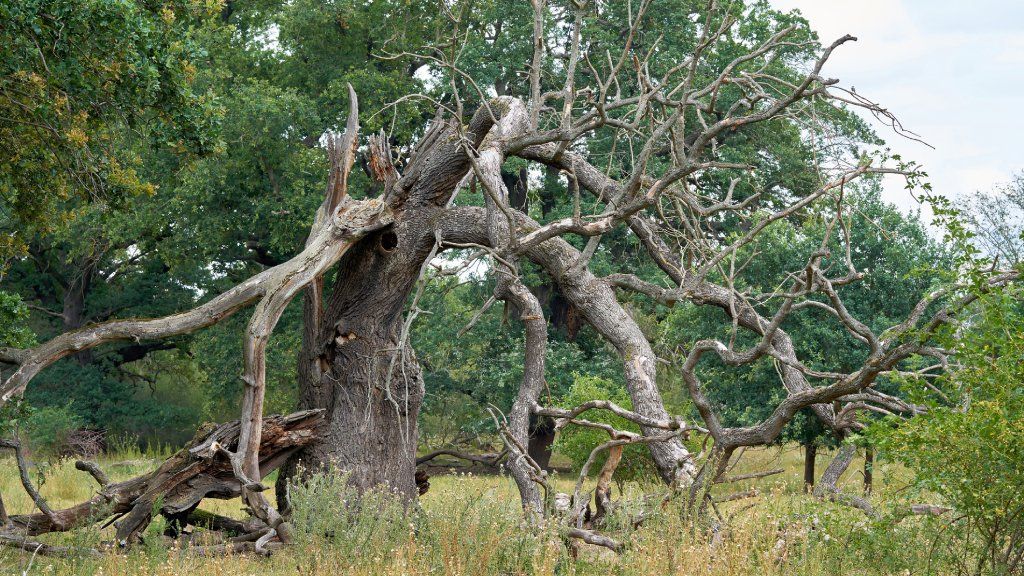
[
  {"left": 503, "top": 166, "right": 529, "bottom": 212},
  {"left": 803, "top": 443, "right": 817, "bottom": 493},
  {"left": 863, "top": 446, "right": 873, "bottom": 496},
  {"left": 527, "top": 416, "right": 555, "bottom": 471},
  {"left": 62, "top": 256, "right": 97, "bottom": 365}
]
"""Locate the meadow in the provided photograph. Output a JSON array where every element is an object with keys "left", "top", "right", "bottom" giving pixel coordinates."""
[{"left": 1, "top": 444, "right": 955, "bottom": 576}]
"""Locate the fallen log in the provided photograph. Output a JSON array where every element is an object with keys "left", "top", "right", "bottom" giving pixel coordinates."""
[{"left": 6, "top": 409, "right": 324, "bottom": 546}]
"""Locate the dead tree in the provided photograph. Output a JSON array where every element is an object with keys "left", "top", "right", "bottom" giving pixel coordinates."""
[{"left": 0, "top": 0, "right": 1019, "bottom": 556}]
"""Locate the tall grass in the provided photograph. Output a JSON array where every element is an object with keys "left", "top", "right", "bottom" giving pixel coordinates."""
[{"left": 0, "top": 446, "right": 965, "bottom": 575}]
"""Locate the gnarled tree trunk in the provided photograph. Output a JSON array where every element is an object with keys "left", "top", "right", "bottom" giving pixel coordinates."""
[
  {"left": 277, "top": 107, "right": 507, "bottom": 500},
  {"left": 283, "top": 220, "right": 435, "bottom": 500}
]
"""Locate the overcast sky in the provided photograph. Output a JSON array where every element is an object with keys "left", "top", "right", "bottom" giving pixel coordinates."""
[{"left": 769, "top": 1, "right": 1024, "bottom": 214}]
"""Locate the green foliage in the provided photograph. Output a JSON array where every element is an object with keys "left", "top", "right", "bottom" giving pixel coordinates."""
[
  {"left": 0, "top": 0, "right": 224, "bottom": 255},
  {"left": 413, "top": 273, "right": 620, "bottom": 444},
  {"left": 21, "top": 402, "right": 83, "bottom": 455},
  {"left": 0, "top": 290, "right": 35, "bottom": 348},
  {"left": 1, "top": 0, "right": 439, "bottom": 443},
  {"left": 24, "top": 350, "right": 211, "bottom": 447},
  {"left": 553, "top": 375, "right": 658, "bottom": 483},
  {"left": 189, "top": 305, "right": 301, "bottom": 423},
  {"left": 872, "top": 286, "right": 1024, "bottom": 575}
]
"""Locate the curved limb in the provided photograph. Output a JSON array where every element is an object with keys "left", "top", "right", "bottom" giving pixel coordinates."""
[{"left": 439, "top": 205, "right": 696, "bottom": 486}]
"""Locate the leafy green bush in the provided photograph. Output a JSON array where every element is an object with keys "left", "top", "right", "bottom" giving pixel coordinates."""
[
  {"left": 21, "top": 403, "right": 84, "bottom": 456},
  {"left": 873, "top": 287, "right": 1024, "bottom": 575},
  {"left": 552, "top": 375, "right": 658, "bottom": 483},
  {"left": 0, "top": 290, "right": 34, "bottom": 348}
]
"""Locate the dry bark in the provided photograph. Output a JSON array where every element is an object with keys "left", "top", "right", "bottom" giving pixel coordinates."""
[{"left": 813, "top": 443, "right": 877, "bottom": 517}]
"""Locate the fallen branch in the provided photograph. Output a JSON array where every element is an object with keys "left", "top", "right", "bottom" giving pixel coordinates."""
[
  {"left": 415, "top": 449, "right": 505, "bottom": 467},
  {"left": 187, "top": 540, "right": 284, "bottom": 557},
  {"left": 718, "top": 468, "right": 784, "bottom": 484},
  {"left": 0, "top": 532, "right": 100, "bottom": 558},
  {"left": 7, "top": 410, "right": 324, "bottom": 547},
  {"left": 910, "top": 504, "right": 952, "bottom": 516},
  {"left": 0, "top": 436, "right": 59, "bottom": 529},
  {"left": 813, "top": 444, "right": 878, "bottom": 518},
  {"left": 74, "top": 460, "right": 109, "bottom": 488},
  {"left": 565, "top": 526, "right": 624, "bottom": 553},
  {"left": 716, "top": 489, "right": 759, "bottom": 503}
]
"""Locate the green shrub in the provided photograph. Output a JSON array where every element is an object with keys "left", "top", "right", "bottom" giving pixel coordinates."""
[
  {"left": 552, "top": 375, "right": 658, "bottom": 483},
  {"left": 873, "top": 287, "right": 1024, "bottom": 575},
  {"left": 22, "top": 402, "right": 83, "bottom": 456}
]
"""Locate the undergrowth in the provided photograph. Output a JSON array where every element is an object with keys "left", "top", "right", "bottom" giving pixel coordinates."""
[{"left": 0, "top": 446, "right": 976, "bottom": 575}]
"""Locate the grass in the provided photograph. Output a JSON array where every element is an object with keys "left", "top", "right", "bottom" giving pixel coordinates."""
[{"left": 0, "top": 445, "right": 958, "bottom": 575}]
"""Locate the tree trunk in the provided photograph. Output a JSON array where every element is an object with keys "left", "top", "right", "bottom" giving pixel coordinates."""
[
  {"left": 803, "top": 443, "right": 817, "bottom": 493},
  {"left": 282, "top": 217, "right": 437, "bottom": 501},
  {"left": 62, "top": 256, "right": 96, "bottom": 365},
  {"left": 275, "top": 104, "right": 508, "bottom": 503},
  {"left": 527, "top": 416, "right": 555, "bottom": 471},
  {"left": 863, "top": 446, "right": 873, "bottom": 496}
]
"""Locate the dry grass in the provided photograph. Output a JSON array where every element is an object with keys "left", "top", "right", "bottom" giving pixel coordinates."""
[{"left": 0, "top": 445, "right": 951, "bottom": 575}]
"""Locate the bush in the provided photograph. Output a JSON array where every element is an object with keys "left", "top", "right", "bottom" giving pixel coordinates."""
[
  {"left": 552, "top": 375, "right": 658, "bottom": 484},
  {"left": 873, "top": 287, "right": 1024, "bottom": 575},
  {"left": 21, "top": 403, "right": 84, "bottom": 456}
]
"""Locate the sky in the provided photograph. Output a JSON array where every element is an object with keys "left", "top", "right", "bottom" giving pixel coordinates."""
[{"left": 769, "top": 0, "right": 1024, "bottom": 215}]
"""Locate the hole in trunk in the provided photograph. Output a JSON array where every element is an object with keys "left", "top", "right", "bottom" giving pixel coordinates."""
[{"left": 378, "top": 230, "right": 399, "bottom": 253}]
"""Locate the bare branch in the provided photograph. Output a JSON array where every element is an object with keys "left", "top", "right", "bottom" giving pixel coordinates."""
[
  {"left": 0, "top": 436, "right": 60, "bottom": 529},
  {"left": 74, "top": 461, "right": 109, "bottom": 488}
]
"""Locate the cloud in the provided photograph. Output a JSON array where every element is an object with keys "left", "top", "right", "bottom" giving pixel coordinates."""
[{"left": 770, "top": 0, "right": 1024, "bottom": 214}]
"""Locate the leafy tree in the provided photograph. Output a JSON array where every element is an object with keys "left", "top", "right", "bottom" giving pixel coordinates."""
[
  {"left": 0, "top": 290, "right": 34, "bottom": 349},
  {"left": 0, "top": 0, "right": 223, "bottom": 256},
  {"left": 960, "top": 172, "right": 1024, "bottom": 265},
  {"left": 1, "top": 0, "right": 440, "bottom": 441}
]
